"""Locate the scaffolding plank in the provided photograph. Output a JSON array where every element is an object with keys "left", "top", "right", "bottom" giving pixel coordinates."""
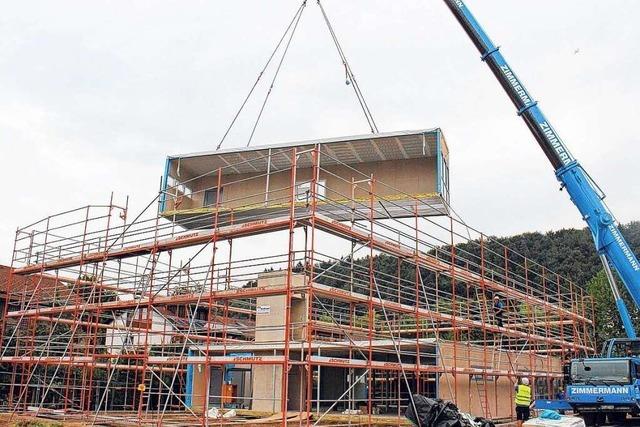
[
  {"left": 311, "top": 282, "right": 589, "bottom": 351},
  {"left": 12, "top": 216, "right": 295, "bottom": 275},
  {"left": 312, "top": 213, "right": 591, "bottom": 324}
]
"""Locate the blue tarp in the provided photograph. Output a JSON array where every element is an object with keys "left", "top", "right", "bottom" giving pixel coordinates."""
[{"left": 540, "top": 410, "right": 562, "bottom": 420}]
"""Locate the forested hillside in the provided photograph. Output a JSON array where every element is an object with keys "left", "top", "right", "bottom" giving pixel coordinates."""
[
  {"left": 482, "top": 221, "right": 640, "bottom": 344},
  {"left": 313, "top": 221, "right": 640, "bottom": 345},
  {"left": 481, "top": 221, "right": 640, "bottom": 288}
]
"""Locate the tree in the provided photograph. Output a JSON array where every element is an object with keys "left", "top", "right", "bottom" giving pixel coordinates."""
[
  {"left": 586, "top": 270, "right": 622, "bottom": 345},
  {"left": 586, "top": 269, "right": 640, "bottom": 348}
]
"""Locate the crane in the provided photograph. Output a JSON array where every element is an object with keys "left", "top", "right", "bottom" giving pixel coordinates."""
[
  {"left": 442, "top": 0, "right": 640, "bottom": 338},
  {"left": 442, "top": 1, "right": 640, "bottom": 424}
]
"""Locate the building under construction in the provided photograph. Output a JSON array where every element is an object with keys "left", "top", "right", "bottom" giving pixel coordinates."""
[{"left": 0, "top": 129, "right": 595, "bottom": 425}]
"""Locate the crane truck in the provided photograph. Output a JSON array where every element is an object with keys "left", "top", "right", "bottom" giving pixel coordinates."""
[{"left": 441, "top": 1, "right": 640, "bottom": 425}]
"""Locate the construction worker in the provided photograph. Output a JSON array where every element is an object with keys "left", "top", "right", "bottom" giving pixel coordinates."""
[
  {"left": 515, "top": 377, "right": 532, "bottom": 426},
  {"left": 493, "top": 295, "right": 505, "bottom": 327},
  {"left": 562, "top": 352, "right": 572, "bottom": 385}
]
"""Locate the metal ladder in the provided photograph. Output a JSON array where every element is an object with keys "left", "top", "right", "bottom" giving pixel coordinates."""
[
  {"left": 472, "top": 286, "right": 495, "bottom": 419},
  {"left": 474, "top": 374, "right": 492, "bottom": 419}
]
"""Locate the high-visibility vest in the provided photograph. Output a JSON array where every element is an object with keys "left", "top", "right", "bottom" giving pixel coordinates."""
[{"left": 515, "top": 384, "right": 531, "bottom": 406}]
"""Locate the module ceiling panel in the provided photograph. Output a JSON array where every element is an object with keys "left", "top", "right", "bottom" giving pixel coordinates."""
[{"left": 169, "top": 129, "right": 440, "bottom": 177}]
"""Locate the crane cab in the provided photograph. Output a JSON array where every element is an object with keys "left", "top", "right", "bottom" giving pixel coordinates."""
[
  {"left": 601, "top": 338, "right": 640, "bottom": 358},
  {"left": 566, "top": 357, "right": 640, "bottom": 425}
]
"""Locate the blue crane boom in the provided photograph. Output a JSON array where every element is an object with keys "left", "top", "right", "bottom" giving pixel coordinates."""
[{"left": 442, "top": 0, "right": 640, "bottom": 338}]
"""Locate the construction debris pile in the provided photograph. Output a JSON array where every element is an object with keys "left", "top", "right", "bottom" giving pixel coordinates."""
[{"left": 405, "top": 395, "right": 495, "bottom": 427}]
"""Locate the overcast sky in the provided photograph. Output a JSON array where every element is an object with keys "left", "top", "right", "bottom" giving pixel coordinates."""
[{"left": 1, "top": 0, "right": 639, "bottom": 266}]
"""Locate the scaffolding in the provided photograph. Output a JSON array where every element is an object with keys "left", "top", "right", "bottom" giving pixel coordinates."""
[{"left": 1, "top": 145, "right": 595, "bottom": 426}]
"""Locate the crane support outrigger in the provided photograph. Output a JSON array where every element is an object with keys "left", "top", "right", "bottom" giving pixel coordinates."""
[{"left": 442, "top": 1, "right": 640, "bottom": 424}]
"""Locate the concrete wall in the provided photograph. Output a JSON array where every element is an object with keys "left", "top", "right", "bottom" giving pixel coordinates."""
[
  {"left": 251, "top": 364, "right": 283, "bottom": 412},
  {"left": 254, "top": 272, "right": 308, "bottom": 343},
  {"left": 251, "top": 272, "right": 308, "bottom": 412},
  {"left": 249, "top": 356, "right": 306, "bottom": 412}
]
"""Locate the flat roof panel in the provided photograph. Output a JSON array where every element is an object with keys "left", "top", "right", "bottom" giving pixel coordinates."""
[{"left": 167, "top": 129, "right": 443, "bottom": 177}]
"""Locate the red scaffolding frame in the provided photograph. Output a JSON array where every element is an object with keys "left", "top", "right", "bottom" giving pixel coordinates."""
[{"left": 0, "top": 145, "right": 594, "bottom": 426}]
